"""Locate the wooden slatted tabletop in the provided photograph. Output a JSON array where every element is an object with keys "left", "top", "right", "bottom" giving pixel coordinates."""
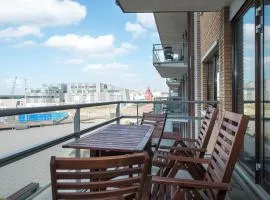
[{"left": 63, "top": 124, "right": 154, "bottom": 153}]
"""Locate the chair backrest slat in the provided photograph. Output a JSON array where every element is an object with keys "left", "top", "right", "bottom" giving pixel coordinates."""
[
  {"left": 195, "top": 106, "right": 219, "bottom": 155},
  {"left": 50, "top": 152, "right": 150, "bottom": 200},
  {"left": 57, "top": 186, "right": 139, "bottom": 199},
  {"left": 56, "top": 166, "right": 142, "bottom": 180},
  {"left": 204, "top": 111, "right": 249, "bottom": 199},
  {"left": 56, "top": 177, "right": 141, "bottom": 190}
]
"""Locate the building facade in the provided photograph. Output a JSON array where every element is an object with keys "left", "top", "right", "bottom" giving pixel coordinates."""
[
  {"left": 26, "top": 83, "right": 67, "bottom": 106},
  {"left": 64, "top": 83, "right": 130, "bottom": 103},
  {"left": 25, "top": 83, "right": 131, "bottom": 105},
  {"left": 117, "top": 0, "right": 270, "bottom": 198}
]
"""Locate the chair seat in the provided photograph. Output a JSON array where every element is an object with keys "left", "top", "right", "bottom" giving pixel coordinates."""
[{"left": 93, "top": 196, "right": 125, "bottom": 200}]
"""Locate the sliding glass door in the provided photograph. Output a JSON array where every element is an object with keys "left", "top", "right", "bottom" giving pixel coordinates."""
[
  {"left": 235, "top": 5, "right": 256, "bottom": 174},
  {"left": 234, "top": 0, "right": 270, "bottom": 191},
  {"left": 262, "top": 0, "right": 270, "bottom": 190}
]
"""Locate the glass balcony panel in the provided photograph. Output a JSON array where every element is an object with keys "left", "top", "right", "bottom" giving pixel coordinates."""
[
  {"left": 0, "top": 140, "right": 74, "bottom": 198},
  {"left": 0, "top": 111, "right": 75, "bottom": 157}
]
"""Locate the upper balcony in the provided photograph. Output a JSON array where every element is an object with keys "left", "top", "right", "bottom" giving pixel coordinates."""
[
  {"left": 153, "top": 43, "right": 188, "bottom": 78},
  {"left": 166, "top": 78, "right": 181, "bottom": 88},
  {"left": 116, "top": 0, "right": 233, "bottom": 12}
]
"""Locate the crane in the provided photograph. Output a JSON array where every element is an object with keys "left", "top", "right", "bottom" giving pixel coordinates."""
[{"left": 11, "top": 76, "right": 17, "bottom": 95}]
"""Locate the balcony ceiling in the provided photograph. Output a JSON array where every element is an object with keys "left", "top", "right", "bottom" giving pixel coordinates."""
[
  {"left": 155, "top": 63, "right": 187, "bottom": 79},
  {"left": 117, "top": 0, "right": 232, "bottom": 12},
  {"left": 155, "top": 13, "right": 187, "bottom": 45}
]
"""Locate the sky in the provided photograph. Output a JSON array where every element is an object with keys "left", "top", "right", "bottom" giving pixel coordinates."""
[
  {"left": 0, "top": 0, "right": 167, "bottom": 95},
  {"left": 242, "top": 5, "right": 270, "bottom": 84}
]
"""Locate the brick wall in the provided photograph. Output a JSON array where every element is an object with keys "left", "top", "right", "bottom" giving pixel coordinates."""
[
  {"left": 219, "top": 7, "right": 233, "bottom": 111},
  {"left": 188, "top": 12, "right": 195, "bottom": 136},
  {"left": 194, "top": 12, "right": 202, "bottom": 137},
  {"left": 200, "top": 7, "right": 233, "bottom": 111}
]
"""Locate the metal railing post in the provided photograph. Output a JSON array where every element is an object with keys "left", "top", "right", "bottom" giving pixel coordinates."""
[
  {"left": 136, "top": 103, "right": 139, "bottom": 125},
  {"left": 74, "top": 108, "right": 80, "bottom": 158},
  {"left": 116, "top": 103, "right": 120, "bottom": 124}
]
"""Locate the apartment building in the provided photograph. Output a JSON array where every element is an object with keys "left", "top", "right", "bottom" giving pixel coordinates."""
[
  {"left": 26, "top": 83, "right": 67, "bottom": 106},
  {"left": 64, "top": 83, "right": 131, "bottom": 103},
  {"left": 117, "top": 0, "right": 270, "bottom": 198}
]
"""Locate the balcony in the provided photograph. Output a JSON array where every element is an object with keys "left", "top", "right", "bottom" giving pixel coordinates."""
[
  {"left": 116, "top": 0, "right": 233, "bottom": 12},
  {"left": 0, "top": 100, "right": 268, "bottom": 200},
  {"left": 166, "top": 78, "right": 180, "bottom": 88},
  {"left": 153, "top": 43, "right": 188, "bottom": 78},
  {"left": 0, "top": 100, "right": 209, "bottom": 198}
]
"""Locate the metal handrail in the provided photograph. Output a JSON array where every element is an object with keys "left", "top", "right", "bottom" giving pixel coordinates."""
[
  {"left": 0, "top": 101, "right": 119, "bottom": 117},
  {"left": 0, "top": 100, "right": 219, "bottom": 168},
  {"left": 0, "top": 100, "right": 219, "bottom": 117}
]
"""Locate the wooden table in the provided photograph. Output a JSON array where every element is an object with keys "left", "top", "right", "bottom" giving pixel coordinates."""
[{"left": 63, "top": 124, "right": 154, "bottom": 155}]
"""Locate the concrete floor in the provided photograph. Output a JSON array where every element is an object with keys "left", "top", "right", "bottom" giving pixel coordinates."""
[{"left": 31, "top": 169, "right": 260, "bottom": 200}]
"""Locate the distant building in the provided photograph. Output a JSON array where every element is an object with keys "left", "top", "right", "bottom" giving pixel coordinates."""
[
  {"left": 244, "top": 82, "right": 255, "bottom": 101},
  {"left": 0, "top": 95, "right": 25, "bottom": 108},
  {"left": 2, "top": 82, "right": 135, "bottom": 106},
  {"left": 64, "top": 83, "right": 130, "bottom": 103},
  {"left": 26, "top": 84, "right": 67, "bottom": 106},
  {"left": 144, "top": 87, "right": 153, "bottom": 100}
]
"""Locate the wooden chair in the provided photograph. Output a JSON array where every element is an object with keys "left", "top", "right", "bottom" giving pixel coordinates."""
[
  {"left": 141, "top": 112, "right": 167, "bottom": 153},
  {"left": 50, "top": 152, "right": 151, "bottom": 200},
  {"left": 159, "top": 105, "right": 218, "bottom": 155},
  {"left": 152, "top": 111, "right": 249, "bottom": 200},
  {"left": 153, "top": 105, "right": 219, "bottom": 180}
]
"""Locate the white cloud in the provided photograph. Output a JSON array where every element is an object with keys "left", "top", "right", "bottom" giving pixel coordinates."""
[
  {"left": 0, "top": 26, "right": 42, "bottom": 39},
  {"left": 122, "top": 73, "right": 138, "bottom": 78},
  {"left": 125, "top": 13, "right": 157, "bottom": 39},
  {"left": 45, "top": 34, "right": 114, "bottom": 53},
  {"left": 0, "top": 0, "right": 86, "bottom": 26},
  {"left": 44, "top": 34, "right": 137, "bottom": 57},
  {"left": 13, "top": 40, "right": 37, "bottom": 48},
  {"left": 65, "top": 58, "right": 84, "bottom": 65},
  {"left": 82, "top": 63, "right": 130, "bottom": 72},
  {"left": 136, "top": 13, "right": 156, "bottom": 29},
  {"left": 0, "top": 0, "right": 86, "bottom": 39},
  {"left": 125, "top": 22, "right": 146, "bottom": 38},
  {"left": 105, "top": 42, "right": 137, "bottom": 57}
]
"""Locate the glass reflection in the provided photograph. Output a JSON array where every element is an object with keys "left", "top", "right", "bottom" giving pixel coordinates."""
[
  {"left": 263, "top": 0, "right": 270, "bottom": 187},
  {"left": 235, "top": 6, "right": 256, "bottom": 173}
]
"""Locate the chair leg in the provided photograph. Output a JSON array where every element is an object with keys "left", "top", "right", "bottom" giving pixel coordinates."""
[
  {"left": 172, "top": 189, "right": 185, "bottom": 200},
  {"left": 158, "top": 184, "right": 166, "bottom": 200}
]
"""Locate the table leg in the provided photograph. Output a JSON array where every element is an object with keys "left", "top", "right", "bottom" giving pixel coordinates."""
[{"left": 145, "top": 142, "right": 154, "bottom": 175}]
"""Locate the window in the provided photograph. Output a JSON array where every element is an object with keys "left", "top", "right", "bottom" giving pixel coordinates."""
[
  {"left": 263, "top": 0, "right": 270, "bottom": 190},
  {"left": 207, "top": 53, "right": 220, "bottom": 101},
  {"left": 234, "top": 6, "right": 256, "bottom": 174}
]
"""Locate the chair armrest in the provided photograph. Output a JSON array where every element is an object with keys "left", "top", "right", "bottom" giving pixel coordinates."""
[
  {"left": 158, "top": 146, "right": 207, "bottom": 153},
  {"left": 142, "top": 175, "right": 152, "bottom": 200},
  {"left": 162, "top": 133, "right": 197, "bottom": 142},
  {"left": 143, "top": 121, "right": 158, "bottom": 126},
  {"left": 158, "top": 154, "right": 211, "bottom": 164},
  {"left": 152, "top": 176, "right": 229, "bottom": 190}
]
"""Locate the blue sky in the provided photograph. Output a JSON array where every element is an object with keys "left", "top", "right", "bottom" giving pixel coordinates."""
[
  {"left": 0, "top": 0, "right": 166, "bottom": 95},
  {"left": 242, "top": 6, "right": 270, "bottom": 84}
]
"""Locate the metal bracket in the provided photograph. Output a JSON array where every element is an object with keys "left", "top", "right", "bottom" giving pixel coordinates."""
[
  {"left": 256, "top": 163, "right": 261, "bottom": 171},
  {"left": 256, "top": 6, "right": 262, "bottom": 17},
  {"left": 256, "top": 24, "right": 263, "bottom": 34}
]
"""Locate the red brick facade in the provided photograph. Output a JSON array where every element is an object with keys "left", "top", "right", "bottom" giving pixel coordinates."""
[{"left": 200, "top": 7, "right": 233, "bottom": 111}]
